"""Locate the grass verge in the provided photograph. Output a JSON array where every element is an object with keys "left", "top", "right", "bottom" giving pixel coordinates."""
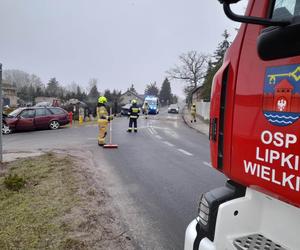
[{"left": 0, "top": 153, "right": 79, "bottom": 249}]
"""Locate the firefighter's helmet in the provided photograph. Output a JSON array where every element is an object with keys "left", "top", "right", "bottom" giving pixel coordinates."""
[
  {"left": 131, "top": 99, "right": 137, "bottom": 104},
  {"left": 98, "top": 96, "right": 107, "bottom": 104}
]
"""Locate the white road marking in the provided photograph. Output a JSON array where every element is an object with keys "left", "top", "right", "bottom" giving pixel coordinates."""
[
  {"left": 203, "top": 161, "right": 212, "bottom": 168},
  {"left": 178, "top": 149, "right": 193, "bottom": 156},
  {"left": 148, "top": 126, "right": 157, "bottom": 135},
  {"left": 162, "top": 141, "right": 175, "bottom": 147},
  {"left": 151, "top": 127, "right": 157, "bottom": 134},
  {"left": 155, "top": 135, "right": 162, "bottom": 140},
  {"left": 148, "top": 128, "right": 154, "bottom": 135}
]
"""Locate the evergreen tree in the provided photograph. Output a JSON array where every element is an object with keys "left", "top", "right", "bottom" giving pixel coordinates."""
[
  {"left": 128, "top": 84, "right": 137, "bottom": 94},
  {"left": 201, "top": 30, "right": 231, "bottom": 101},
  {"left": 46, "top": 78, "right": 60, "bottom": 97},
  {"left": 201, "top": 60, "right": 220, "bottom": 101},
  {"left": 88, "top": 85, "right": 100, "bottom": 100},
  {"left": 57, "top": 87, "right": 65, "bottom": 101},
  {"left": 111, "top": 89, "right": 122, "bottom": 114},
  {"left": 104, "top": 89, "right": 112, "bottom": 101},
  {"left": 144, "top": 82, "right": 159, "bottom": 96},
  {"left": 213, "top": 30, "right": 230, "bottom": 66},
  {"left": 81, "top": 92, "right": 88, "bottom": 102},
  {"left": 171, "top": 94, "right": 178, "bottom": 104},
  {"left": 159, "top": 78, "right": 172, "bottom": 106},
  {"left": 28, "top": 84, "right": 35, "bottom": 103},
  {"left": 17, "top": 86, "right": 30, "bottom": 102},
  {"left": 35, "top": 85, "right": 44, "bottom": 97},
  {"left": 76, "top": 86, "right": 82, "bottom": 100}
]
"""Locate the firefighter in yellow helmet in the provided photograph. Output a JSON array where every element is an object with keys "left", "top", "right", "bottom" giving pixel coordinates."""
[
  {"left": 97, "top": 96, "right": 112, "bottom": 146},
  {"left": 190, "top": 103, "right": 197, "bottom": 123},
  {"left": 127, "top": 99, "right": 140, "bottom": 132}
]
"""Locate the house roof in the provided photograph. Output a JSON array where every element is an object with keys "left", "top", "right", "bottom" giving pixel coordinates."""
[
  {"left": 191, "top": 85, "right": 203, "bottom": 95},
  {"left": 275, "top": 79, "right": 294, "bottom": 90},
  {"left": 121, "top": 90, "right": 144, "bottom": 100}
]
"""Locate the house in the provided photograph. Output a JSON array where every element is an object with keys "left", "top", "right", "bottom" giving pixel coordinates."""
[
  {"left": 190, "top": 85, "right": 210, "bottom": 120},
  {"left": 120, "top": 90, "right": 144, "bottom": 106},
  {"left": 191, "top": 85, "right": 204, "bottom": 103},
  {"left": 2, "top": 80, "right": 17, "bottom": 107}
]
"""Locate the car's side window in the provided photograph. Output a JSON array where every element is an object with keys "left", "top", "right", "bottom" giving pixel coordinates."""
[
  {"left": 49, "top": 108, "right": 64, "bottom": 115},
  {"left": 45, "top": 109, "right": 52, "bottom": 115},
  {"left": 20, "top": 110, "right": 35, "bottom": 118},
  {"left": 35, "top": 109, "right": 46, "bottom": 117}
]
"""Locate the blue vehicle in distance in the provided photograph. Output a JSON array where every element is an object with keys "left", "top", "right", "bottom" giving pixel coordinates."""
[{"left": 143, "top": 96, "right": 159, "bottom": 115}]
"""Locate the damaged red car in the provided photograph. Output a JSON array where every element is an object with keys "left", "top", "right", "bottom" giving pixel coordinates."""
[{"left": 3, "top": 107, "right": 70, "bottom": 134}]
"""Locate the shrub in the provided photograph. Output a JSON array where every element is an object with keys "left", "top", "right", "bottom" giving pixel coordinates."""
[{"left": 4, "top": 174, "right": 26, "bottom": 191}]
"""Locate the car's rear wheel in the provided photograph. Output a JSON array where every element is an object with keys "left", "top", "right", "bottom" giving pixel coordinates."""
[
  {"left": 49, "top": 120, "right": 60, "bottom": 130},
  {"left": 2, "top": 124, "right": 12, "bottom": 134}
]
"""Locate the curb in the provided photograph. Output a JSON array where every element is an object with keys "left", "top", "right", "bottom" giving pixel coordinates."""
[{"left": 181, "top": 107, "right": 209, "bottom": 136}]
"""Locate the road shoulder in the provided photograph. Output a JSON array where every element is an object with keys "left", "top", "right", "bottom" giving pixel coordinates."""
[
  {"left": 182, "top": 106, "right": 209, "bottom": 136},
  {"left": 0, "top": 150, "right": 135, "bottom": 249}
]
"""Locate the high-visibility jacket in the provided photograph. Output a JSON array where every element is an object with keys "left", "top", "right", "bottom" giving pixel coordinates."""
[
  {"left": 97, "top": 105, "right": 109, "bottom": 120},
  {"left": 191, "top": 106, "right": 196, "bottom": 115},
  {"left": 129, "top": 105, "right": 140, "bottom": 119}
]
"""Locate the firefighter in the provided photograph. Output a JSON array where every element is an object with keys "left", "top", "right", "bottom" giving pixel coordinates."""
[
  {"left": 190, "top": 103, "right": 196, "bottom": 123},
  {"left": 143, "top": 101, "right": 149, "bottom": 119},
  {"left": 97, "top": 96, "right": 111, "bottom": 146},
  {"left": 127, "top": 99, "right": 140, "bottom": 132}
]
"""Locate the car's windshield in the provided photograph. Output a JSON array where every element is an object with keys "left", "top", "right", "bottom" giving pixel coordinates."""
[
  {"left": 147, "top": 100, "right": 157, "bottom": 105},
  {"left": 8, "top": 108, "right": 22, "bottom": 117},
  {"left": 273, "top": 0, "right": 300, "bottom": 19}
]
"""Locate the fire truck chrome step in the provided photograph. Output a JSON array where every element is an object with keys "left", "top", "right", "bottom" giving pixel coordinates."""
[{"left": 233, "top": 234, "right": 286, "bottom": 250}]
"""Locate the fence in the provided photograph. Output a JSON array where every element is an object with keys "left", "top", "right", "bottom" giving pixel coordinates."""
[{"left": 195, "top": 100, "right": 210, "bottom": 120}]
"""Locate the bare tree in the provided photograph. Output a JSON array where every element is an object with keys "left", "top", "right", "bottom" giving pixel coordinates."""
[{"left": 167, "top": 51, "right": 209, "bottom": 89}]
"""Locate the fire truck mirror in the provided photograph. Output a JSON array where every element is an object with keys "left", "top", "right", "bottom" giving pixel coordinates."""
[
  {"left": 218, "top": 0, "right": 240, "bottom": 4},
  {"left": 257, "top": 22, "right": 300, "bottom": 61},
  {"left": 220, "top": 2, "right": 290, "bottom": 27}
]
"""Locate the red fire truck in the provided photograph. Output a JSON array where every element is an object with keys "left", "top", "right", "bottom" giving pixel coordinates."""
[{"left": 185, "top": 0, "right": 300, "bottom": 249}]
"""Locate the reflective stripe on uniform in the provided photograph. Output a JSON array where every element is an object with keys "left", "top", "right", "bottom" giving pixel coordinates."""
[
  {"left": 130, "top": 116, "right": 138, "bottom": 119},
  {"left": 132, "top": 108, "right": 139, "bottom": 112}
]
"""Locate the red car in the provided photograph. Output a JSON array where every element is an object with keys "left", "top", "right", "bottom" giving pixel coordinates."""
[{"left": 3, "top": 107, "right": 70, "bottom": 134}]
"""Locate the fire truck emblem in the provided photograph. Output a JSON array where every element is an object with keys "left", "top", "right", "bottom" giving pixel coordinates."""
[
  {"left": 277, "top": 98, "right": 287, "bottom": 111},
  {"left": 263, "top": 64, "right": 300, "bottom": 126}
]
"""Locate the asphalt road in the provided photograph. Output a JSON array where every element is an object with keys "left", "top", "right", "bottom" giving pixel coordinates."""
[{"left": 3, "top": 108, "right": 226, "bottom": 249}]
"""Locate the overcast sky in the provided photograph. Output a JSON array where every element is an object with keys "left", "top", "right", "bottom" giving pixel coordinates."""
[{"left": 0, "top": 0, "right": 246, "bottom": 97}]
